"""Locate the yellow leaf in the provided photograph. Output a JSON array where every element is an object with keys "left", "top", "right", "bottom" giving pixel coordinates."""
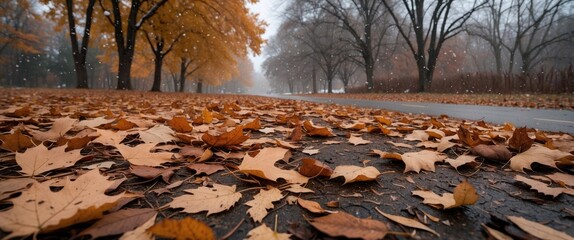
[
  {"left": 147, "top": 217, "right": 215, "bottom": 240},
  {"left": 238, "top": 147, "right": 308, "bottom": 184},
  {"left": 166, "top": 184, "right": 242, "bottom": 216},
  {"left": 330, "top": 165, "right": 381, "bottom": 184},
  {"left": 167, "top": 116, "right": 193, "bottom": 133},
  {"left": 453, "top": 179, "right": 479, "bottom": 206}
]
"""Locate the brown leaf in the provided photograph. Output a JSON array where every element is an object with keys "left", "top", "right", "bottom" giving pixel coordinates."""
[
  {"left": 243, "top": 117, "right": 262, "bottom": 130},
  {"left": 348, "top": 134, "right": 371, "bottom": 145},
  {"left": 130, "top": 165, "right": 176, "bottom": 183},
  {"left": 56, "top": 135, "right": 97, "bottom": 152},
  {"left": 187, "top": 163, "right": 225, "bottom": 175},
  {"left": 16, "top": 144, "right": 83, "bottom": 176},
  {"left": 245, "top": 187, "right": 283, "bottom": 222},
  {"left": 80, "top": 208, "right": 156, "bottom": 238},
  {"left": 507, "top": 216, "right": 574, "bottom": 240},
  {"left": 289, "top": 124, "right": 303, "bottom": 142},
  {"left": 508, "top": 127, "right": 534, "bottom": 152},
  {"left": 298, "top": 158, "right": 333, "bottom": 177},
  {"left": 457, "top": 126, "right": 480, "bottom": 147},
  {"left": 0, "top": 169, "right": 125, "bottom": 238},
  {"left": 201, "top": 126, "right": 249, "bottom": 147},
  {"left": 330, "top": 165, "right": 380, "bottom": 184},
  {"left": 453, "top": 179, "right": 479, "bottom": 206},
  {"left": 30, "top": 117, "right": 77, "bottom": 142},
  {"left": 445, "top": 155, "right": 478, "bottom": 169},
  {"left": 546, "top": 172, "right": 574, "bottom": 187},
  {"left": 303, "top": 120, "right": 335, "bottom": 137},
  {"left": 509, "top": 145, "right": 574, "bottom": 172},
  {"left": 471, "top": 144, "right": 512, "bottom": 162},
  {"left": 514, "top": 175, "right": 565, "bottom": 198},
  {"left": 0, "top": 178, "right": 34, "bottom": 201},
  {"left": 309, "top": 211, "right": 388, "bottom": 240},
  {"left": 112, "top": 118, "right": 138, "bottom": 131},
  {"left": 166, "top": 184, "right": 242, "bottom": 216},
  {"left": 246, "top": 224, "right": 291, "bottom": 240},
  {"left": 147, "top": 217, "right": 215, "bottom": 240},
  {"left": 375, "top": 208, "right": 439, "bottom": 236},
  {"left": 238, "top": 147, "right": 308, "bottom": 184},
  {"left": 138, "top": 125, "right": 177, "bottom": 143},
  {"left": 400, "top": 150, "right": 447, "bottom": 173},
  {"left": 116, "top": 143, "right": 174, "bottom": 167},
  {"left": 297, "top": 198, "right": 332, "bottom": 214},
  {"left": 167, "top": 116, "right": 193, "bottom": 133},
  {"left": 0, "top": 129, "right": 35, "bottom": 152}
]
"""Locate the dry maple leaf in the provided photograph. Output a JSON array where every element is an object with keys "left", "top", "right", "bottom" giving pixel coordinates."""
[
  {"left": 445, "top": 155, "right": 478, "bottom": 169},
  {"left": 309, "top": 211, "right": 388, "bottom": 240},
  {"left": 298, "top": 158, "right": 333, "bottom": 177},
  {"left": 471, "top": 144, "right": 512, "bottom": 162},
  {"left": 130, "top": 165, "right": 176, "bottom": 183},
  {"left": 508, "top": 127, "right": 534, "bottom": 153},
  {"left": 166, "top": 184, "right": 242, "bottom": 216},
  {"left": 507, "top": 216, "right": 574, "bottom": 240},
  {"left": 238, "top": 147, "right": 308, "bottom": 184},
  {"left": 16, "top": 144, "right": 83, "bottom": 176},
  {"left": 111, "top": 118, "right": 138, "bottom": 131},
  {"left": 245, "top": 187, "right": 283, "bottom": 222},
  {"left": 303, "top": 120, "right": 335, "bottom": 137},
  {"left": 289, "top": 124, "right": 303, "bottom": 141},
  {"left": 138, "top": 125, "right": 177, "bottom": 143},
  {"left": 0, "top": 169, "right": 125, "bottom": 238},
  {"left": 243, "top": 117, "right": 262, "bottom": 130},
  {"left": 246, "top": 224, "right": 292, "bottom": 240},
  {"left": 348, "top": 134, "right": 371, "bottom": 145},
  {"left": 509, "top": 144, "right": 574, "bottom": 172},
  {"left": 386, "top": 141, "right": 413, "bottom": 149},
  {"left": 116, "top": 143, "right": 174, "bottom": 167},
  {"left": 79, "top": 208, "right": 157, "bottom": 239},
  {"left": 187, "top": 163, "right": 225, "bottom": 176},
  {"left": 30, "top": 117, "right": 77, "bottom": 142},
  {"left": 375, "top": 208, "right": 439, "bottom": 236},
  {"left": 0, "top": 129, "right": 35, "bottom": 152},
  {"left": 0, "top": 178, "right": 35, "bottom": 201},
  {"left": 93, "top": 129, "right": 127, "bottom": 146},
  {"left": 201, "top": 126, "right": 250, "bottom": 147},
  {"left": 514, "top": 175, "right": 565, "bottom": 198},
  {"left": 453, "top": 179, "right": 479, "bottom": 206},
  {"left": 147, "top": 217, "right": 215, "bottom": 240},
  {"left": 77, "top": 117, "right": 115, "bottom": 128},
  {"left": 457, "top": 126, "right": 480, "bottom": 147},
  {"left": 167, "top": 116, "right": 193, "bottom": 133},
  {"left": 404, "top": 130, "right": 430, "bottom": 142},
  {"left": 400, "top": 150, "right": 447, "bottom": 173},
  {"left": 330, "top": 165, "right": 381, "bottom": 184},
  {"left": 546, "top": 172, "right": 574, "bottom": 187}
]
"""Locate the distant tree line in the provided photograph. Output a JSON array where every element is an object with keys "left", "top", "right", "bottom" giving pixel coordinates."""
[
  {"left": 263, "top": 0, "right": 574, "bottom": 94},
  {"left": 0, "top": 0, "right": 264, "bottom": 93}
]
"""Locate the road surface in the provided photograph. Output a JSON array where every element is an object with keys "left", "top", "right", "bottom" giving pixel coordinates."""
[{"left": 268, "top": 94, "right": 574, "bottom": 134}]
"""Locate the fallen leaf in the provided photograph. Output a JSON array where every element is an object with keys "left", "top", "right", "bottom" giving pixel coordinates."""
[
  {"left": 386, "top": 141, "right": 413, "bottom": 149},
  {"left": 289, "top": 124, "right": 303, "bottom": 141},
  {"left": 246, "top": 224, "right": 291, "bottom": 240},
  {"left": 514, "top": 175, "right": 565, "bottom": 198},
  {"left": 375, "top": 208, "right": 439, "bottom": 236},
  {"left": 0, "top": 169, "right": 125, "bottom": 238},
  {"left": 201, "top": 126, "right": 250, "bottom": 147},
  {"left": 187, "top": 163, "right": 225, "bottom": 175},
  {"left": 330, "top": 165, "right": 381, "bottom": 184},
  {"left": 326, "top": 201, "right": 339, "bottom": 208},
  {"left": 323, "top": 140, "right": 341, "bottom": 145},
  {"left": 426, "top": 129, "right": 445, "bottom": 139},
  {"left": 80, "top": 208, "right": 156, "bottom": 239},
  {"left": 138, "top": 125, "right": 177, "bottom": 143},
  {"left": 303, "top": 120, "right": 335, "bottom": 137},
  {"left": 274, "top": 139, "right": 300, "bottom": 149},
  {"left": 471, "top": 144, "right": 512, "bottom": 162},
  {"left": 0, "top": 178, "right": 34, "bottom": 201},
  {"left": 297, "top": 198, "right": 332, "bottom": 214},
  {"left": 0, "top": 129, "right": 35, "bottom": 152},
  {"left": 453, "top": 179, "right": 479, "bottom": 206},
  {"left": 238, "top": 147, "right": 308, "bottom": 184},
  {"left": 507, "top": 216, "right": 574, "bottom": 240},
  {"left": 77, "top": 117, "right": 115, "bottom": 128},
  {"left": 30, "top": 117, "right": 77, "bottom": 142},
  {"left": 119, "top": 213, "right": 156, "bottom": 240},
  {"left": 243, "top": 117, "right": 262, "bottom": 130},
  {"left": 404, "top": 130, "right": 429, "bottom": 142},
  {"left": 112, "top": 118, "right": 138, "bottom": 131},
  {"left": 482, "top": 224, "right": 513, "bottom": 240},
  {"left": 93, "top": 129, "right": 127, "bottom": 146},
  {"left": 130, "top": 165, "right": 176, "bottom": 183},
  {"left": 400, "top": 150, "right": 447, "bottom": 173},
  {"left": 309, "top": 211, "right": 388, "bottom": 240},
  {"left": 259, "top": 127, "right": 276, "bottom": 134},
  {"left": 445, "top": 155, "right": 478, "bottom": 169},
  {"left": 147, "top": 217, "right": 215, "bottom": 240},
  {"left": 457, "top": 126, "right": 480, "bottom": 147},
  {"left": 285, "top": 184, "right": 314, "bottom": 193},
  {"left": 349, "top": 134, "right": 371, "bottom": 145},
  {"left": 509, "top": 145, "right": 574, "bottom": 172},
  {"left": 16, "top": 144, "right": 83, "bottom": 176},
  {"left": 116, "top": 143, "right": 173, "bottom": 167},
  {"left": 167, "top": 116, "right": 193, "bottom": 133},
  {"left": 508, "top": 127, "right": 534, "bottom": 152},
  {"left": 166, "top": 184, "right": 242, "bottom": 215},
  {"left": 546, "top": 172, "right": 574, "bottom": 187},
  {"left": 302, "top": 147, "right": 320, "bottom": 155},
  {"left": 298, "top": 158, "right": 333, "bottom": 177},
  {"left": 245, "top": 187, "right": 283, "bottom": 222}
]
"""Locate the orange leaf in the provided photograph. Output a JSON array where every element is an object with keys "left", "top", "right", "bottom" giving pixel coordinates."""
[
  {"left": 201, "top": 126, "right": 249, "bottom": 147},
  {"left": 309, "top": 212, "right": 388, "bottom": 240},
  {"left": 508, "top": 127, "right": 534, "bottom": 152},
  {"left": 0, "top": 129, "right": 35, "bottom": 152},
  {"left": 303, "top": 120, "right": 335, "bottom": 137},
  {"left": 112, "top": 118, "right": 137, "bottom": 131},
  {"left": 167, "top": 116, "right": 193, "bottom": 133},
  {"left": 243, "top": 117, "right": 262, "bottom": 130},
  {"left": 298, "top": 158, "right": 333, "bottom": 177},
  {"left": 147, "top": 217, "right": 215, "bottom": 240}
]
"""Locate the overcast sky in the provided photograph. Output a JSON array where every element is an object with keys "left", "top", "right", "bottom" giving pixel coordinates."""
[{"left": 247, "top": 0, "right": 286, "bottom": 73}]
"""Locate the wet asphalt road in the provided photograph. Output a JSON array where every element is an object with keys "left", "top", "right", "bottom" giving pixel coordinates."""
[{"left": 267, "top": 94, "right": 574, "bottom": 134}]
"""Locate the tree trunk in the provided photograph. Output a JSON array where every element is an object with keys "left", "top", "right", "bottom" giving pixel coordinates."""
[
  {"left": 150, "top": 53, "right": 163, "bottom": 92},
  {"left": 364, "top": 52, "right": 375, "bottom": 92},
  {"left": 178, "top": 60, "right": 187, "bottom": 92},
  {"left": 312, "top": 66, "right": 317, "bottom": 94},
  {"left": 196, "top": 79, "right": 203, "bottom": 93},
  {"left": 66, "top": 0, "right": 95, "bottom": 89},
  {"left": 117, "top": 54, "right": 133, "bottom": 90}
]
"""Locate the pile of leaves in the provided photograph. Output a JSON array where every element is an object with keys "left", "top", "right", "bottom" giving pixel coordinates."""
[
  {"left": 0, "top": 88, "right": 573, "bottom": 239},
  {"left": 307, "top": 93, "right": 574, "bottom": 110}
]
